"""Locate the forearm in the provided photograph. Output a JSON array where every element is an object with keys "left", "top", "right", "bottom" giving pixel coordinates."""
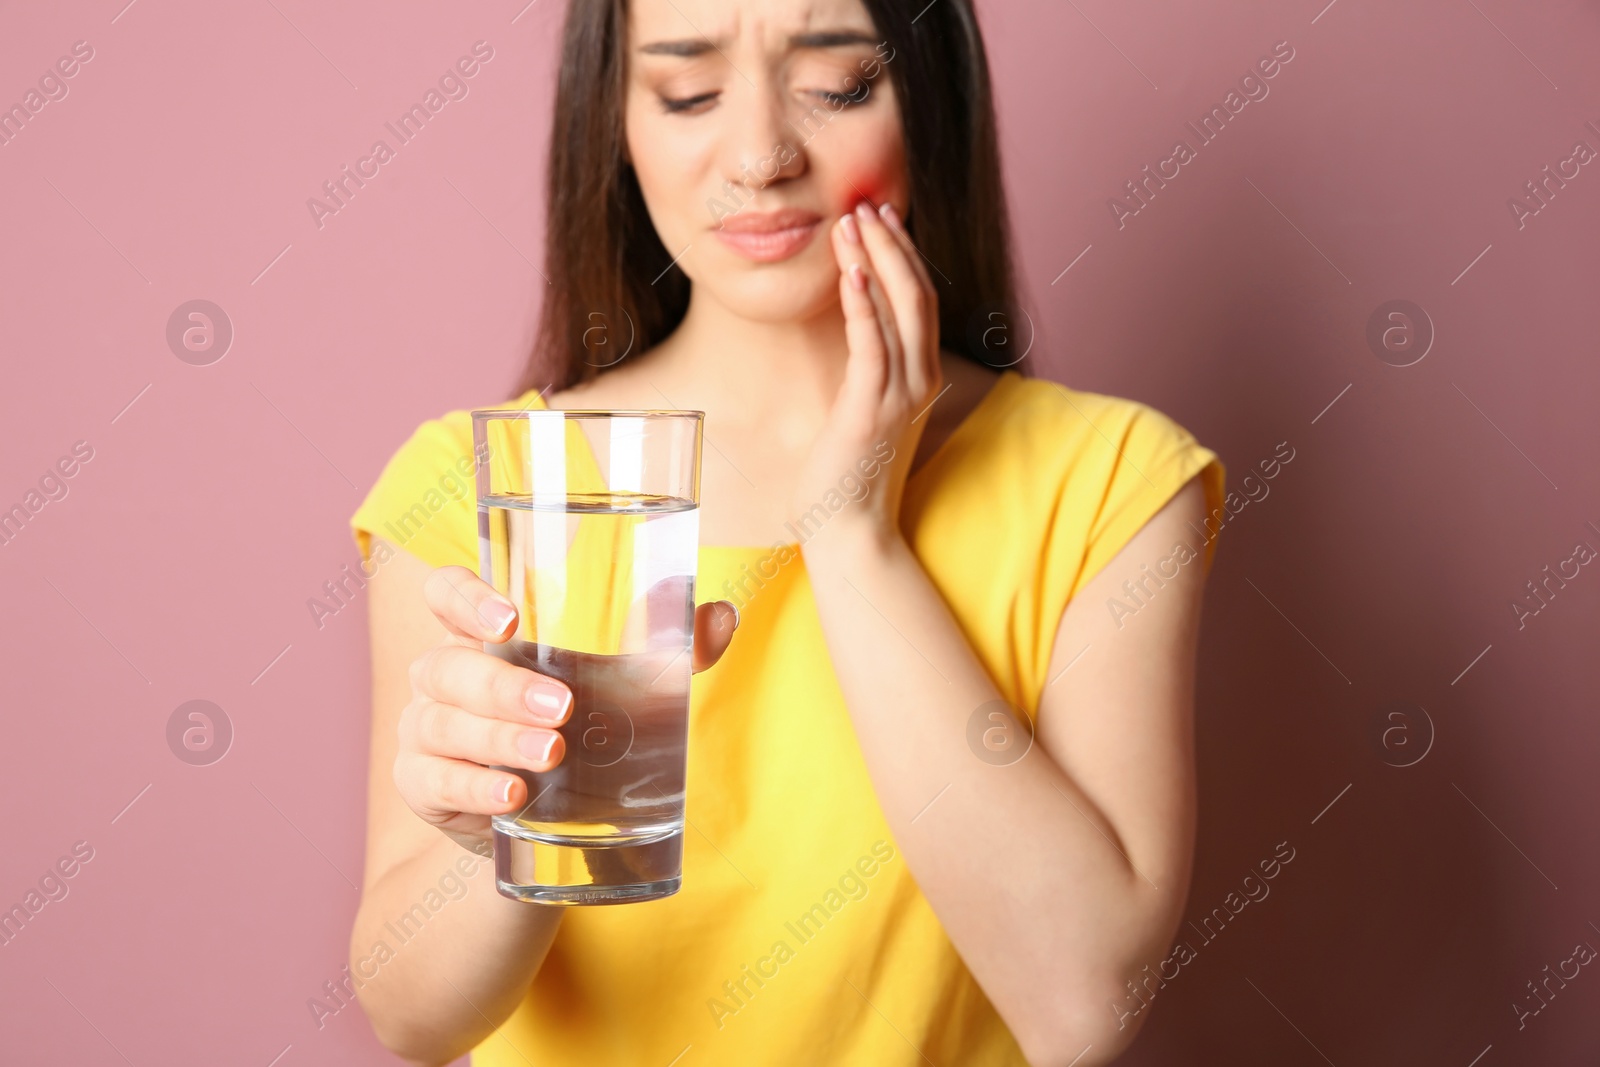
[
  {"left": 803, "top": 528, "right": 1172, "bottom": 1062},
  {"left": 350, "top": 834, "right": 563, "bottom": 1064}
]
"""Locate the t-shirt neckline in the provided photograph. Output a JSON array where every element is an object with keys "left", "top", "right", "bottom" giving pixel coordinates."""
[{"left": 509, "top": 370, "right": 1021, "bottom": 554}]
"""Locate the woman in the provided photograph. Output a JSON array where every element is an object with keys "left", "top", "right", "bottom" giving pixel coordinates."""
[{"left": 348, "top": 0, "right": 1224, "bottom": 1063}]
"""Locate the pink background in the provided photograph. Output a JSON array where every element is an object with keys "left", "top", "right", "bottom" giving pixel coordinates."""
[{"left": 1, "top": 0, "right": 1596, "bottom": 1063}]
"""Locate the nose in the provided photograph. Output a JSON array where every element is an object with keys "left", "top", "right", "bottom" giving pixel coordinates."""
[{"left": 717, "top": 78, "right": 806, "bottom": 198}]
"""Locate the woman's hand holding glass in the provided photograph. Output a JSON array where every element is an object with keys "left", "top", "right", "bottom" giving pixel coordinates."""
[{"left": 391, "top": 566, "right": 739, "bottom": 854}]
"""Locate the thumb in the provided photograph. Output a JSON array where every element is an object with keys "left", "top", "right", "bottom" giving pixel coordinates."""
[{"left": 692, "top": 600, "right": 740, "bottom": 673}]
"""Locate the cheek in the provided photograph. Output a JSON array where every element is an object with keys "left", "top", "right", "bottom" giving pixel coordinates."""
[
  {"left": 625, "top": 98, "right": 712, "bottom": 204},
  {"left": 833, "top": 125, "right": 908, "bottom": 213},
  {"left": 846, "top": 168, "right": 887, "bottom": 209}
]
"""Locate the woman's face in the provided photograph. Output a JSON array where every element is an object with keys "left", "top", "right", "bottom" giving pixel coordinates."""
[{"left": 624, "top": 0, "right": 908, "bottom": 324}]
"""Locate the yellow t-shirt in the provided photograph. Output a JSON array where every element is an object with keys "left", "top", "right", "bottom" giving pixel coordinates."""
[{"left": 350, "top": 370, "right": 1224, "bottom": 1065}]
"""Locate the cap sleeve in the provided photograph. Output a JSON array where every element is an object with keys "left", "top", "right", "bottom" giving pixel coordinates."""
[
  {"left": 1027, "top": 388, "right": 1225, "bottom": 702},
  {"left": 349, "top": 411, "right": 483, "bottom": 570},
  {"left": 1070, "top": 403, "right": 1225, "bottom": 600}
]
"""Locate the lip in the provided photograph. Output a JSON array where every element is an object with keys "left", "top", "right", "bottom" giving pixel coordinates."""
[{"left": 714, "top": 209, "right": 823, "bottom": 262}]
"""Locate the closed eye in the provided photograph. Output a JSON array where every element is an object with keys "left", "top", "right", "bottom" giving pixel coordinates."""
[
  {"left": 659, "top": 91, "right": 719, "bottom": 114},
  {"left": 813, "top": 79, "right": 873, "bottom": 109},
  {"left": 813, "top": 90, "right": 863, "bottom": 108}
]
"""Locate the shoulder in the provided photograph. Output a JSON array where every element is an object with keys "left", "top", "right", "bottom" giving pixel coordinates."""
[
  {"left": 904, "top": 371, "right": 1224, "bottom": 702},
  {"left": 1020, "top": 376, "right": 1197, "bottom": 442},
  {"left": 907, "top": 368, "right": 1224, "bottom": 575},
  {"left": 349, "top": 388, "right": 544, "bottom": 567},
  {"left": 1007, "top": 376, "right": 1222, "bottom": 530},
  {"left": 376, "top": 387, "right": 546, "bottom": 471},
  {"left": 929, "top": 369, "right": 1216, "bottom": 491}
]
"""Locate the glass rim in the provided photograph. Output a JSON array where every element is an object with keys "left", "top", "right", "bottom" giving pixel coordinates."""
[{"left": 471, "top": 408, "right": 704, "bottom": 421}]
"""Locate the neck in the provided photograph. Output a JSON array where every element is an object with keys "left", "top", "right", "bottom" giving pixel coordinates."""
[{"left": 652, "top": 284, "right": 851, "bottom": 440}]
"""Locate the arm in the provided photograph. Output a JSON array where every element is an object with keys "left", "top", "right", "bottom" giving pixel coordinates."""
[
  {"left": 350, "top": 539, "right": 567, "bottom": 1064},
  {"left": 803, "top": 482, "right": 1206, "bottom": 1065},
  {"left": 351, "top": 538, "right": 739, "bottom": 1063},
  {"left": 806, "top": 203, "right": 1209, "bottom": 1065}
]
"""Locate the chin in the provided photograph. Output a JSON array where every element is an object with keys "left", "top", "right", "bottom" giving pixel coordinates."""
[{"left": 692, "top": 255, "right": 840, "bottom": 324}]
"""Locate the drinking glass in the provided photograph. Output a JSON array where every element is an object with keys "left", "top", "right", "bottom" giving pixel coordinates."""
[{"left": 472, "top": 408, "right": 703, "bottom": 905}]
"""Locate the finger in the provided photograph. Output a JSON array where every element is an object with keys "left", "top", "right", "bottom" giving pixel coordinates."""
[
  {"left": 424, "top": 566, "right": 521, "bottom": 644},
  {"left": 692, "top": 600, "right": 740, "bottom": 672},
  {"left": 410, "top": 642, "right": 572, "bottom": 725},
  {"left": 401, "top": 699, "right": 565, "bottom": 772},
  {"left": 832, "top": 214, "right": 892, "bottom": 404},
  {"left": 851, "top": 202, "right": 908, "bottom": 395},
  {"left": 877, "top": 201, "right": 936, "bottom": 296},
  {"left": 854, "top": 201, "right": 933, "bottom": 399},
  {"left": 879, "top": 203, "right": 943, "bottom": 388},
  {"left": 393, "top": 751, "right": 530, "bottom": 822}
]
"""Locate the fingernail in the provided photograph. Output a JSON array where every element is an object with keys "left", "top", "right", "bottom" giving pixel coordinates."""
[
  {"left": 479, "top": 598, "right": 516, "bottom": 634},
  {"left": 518, "top": 731, "right": 559, "bottom": 762},
  {"left": 840, "top": 213, "right": 860, "bottom": 244},
  {"left": 525, "top": 681, "right": 572, "bottom": 720},
  {"left": 848, "top": 262, "right": 867, "bottom": 291},
  {"left": 729, "top": 602, "right": 741, "bottom": 630},
  {"left": 855, "top": 201, "right": 876, "bottom": 222},
  {"left": 879, "top": 202, "right": 900, "bottom": 228},
  {"left": 494, "top": 778, "right": 515, "bottom": 804}
]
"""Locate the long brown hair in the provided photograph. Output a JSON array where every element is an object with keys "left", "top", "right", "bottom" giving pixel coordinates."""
[{"left": 516, "top": 0, "right": 1021, "bottom": 395}]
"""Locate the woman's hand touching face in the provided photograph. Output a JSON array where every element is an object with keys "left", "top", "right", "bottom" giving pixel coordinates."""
[
  {"left": 790, "top": 201, "right": 944, "bottom": 551},
  {"left": 620, "top": 0, "right": 933, "bottom": 546},
  {"left": 392, "top": 567, "right": 739, "bottom": 854}
]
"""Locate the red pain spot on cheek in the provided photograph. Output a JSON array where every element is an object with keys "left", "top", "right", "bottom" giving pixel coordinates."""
[{"left": 843, "top": 171, "right": 885, "bottom": 211}]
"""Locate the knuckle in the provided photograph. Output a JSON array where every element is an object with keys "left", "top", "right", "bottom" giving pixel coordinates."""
[
  {"left": 429, "top": 760, "right": 464, "bottom": 808},
  {"left": 396, "top": 700, "right": 422, "bottom": 747},
  {"left": 493, "top": 662, "right": 530, "bottom": 710},
  {"left": 422, "top": 567, "right": 446, "bottom": 601},
  {"left": 393, "top": 754, "right": 428, "bottom": 808},
  {"left": 415, "top": 702, "right": 455, "bottom": 752},
  {"left": 422, "top": 567, "right": 456, "bottom": 608},
  {"left": 420, "top": 643, "right": 461, "bottom": 697},
  {"left": 445, "top": 762, "right": 490, "bottom": 812},
  {"left": 426, "top": 566, "right": 476, "bottom": 619},
  {"left": 492, "top": 720, "right": 526, "bottom": 765}
]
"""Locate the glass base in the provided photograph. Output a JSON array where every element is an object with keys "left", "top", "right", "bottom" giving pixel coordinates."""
[{"left": 493, "top": 824, "right": 683, "bottom": 906}]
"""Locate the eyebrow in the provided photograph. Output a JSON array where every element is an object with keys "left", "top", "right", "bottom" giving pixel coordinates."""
[{"left": 638, "top": 29, "right": 880, "bottom": 56}]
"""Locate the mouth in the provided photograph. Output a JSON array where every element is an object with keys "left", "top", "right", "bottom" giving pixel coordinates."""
[{"left": 713, "top": 210, "right": 823, "bottom": 263}]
